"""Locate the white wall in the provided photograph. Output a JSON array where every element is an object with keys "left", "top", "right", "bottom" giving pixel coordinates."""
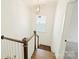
[
  {"left": 67, "top": 1, "right": 78, "bottom": 42},
  {"left": 51, "top": 0, "right": 69, "bottom": 59},
  {"left": 1, "top": 0, "right": 33, "bottom": 59},
  {"left": 1, "top": 0, "right": 32, "bottom": 39},
  {"left": 58, "top": 1, "right": 78, "bottom": 59},
  {"left": 51, "top": 0, "right": 78, "bottom": 59},
  {"left": 31, "top": 2, "right": 57, "bottom": 46}
]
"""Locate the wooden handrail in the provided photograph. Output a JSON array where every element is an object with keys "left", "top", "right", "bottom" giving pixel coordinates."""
[
  {"left": 27, "top": 34, "right": 39, "bottom": 42},
  {"left": 1, "top": 35, "right": 24, "bottom": 43},
  {"left": 26, "top": 34, "right": 34, "bottom": 42},
  {"left": 1, "top": 31, "right": 39, "bottom": 43},
  {"left": 22, "top": 31, "right": 39, "bottom": 59},
  {"left": 1, "top": 31, "right": 39, "bottom": 59},
  {"left": 36, "top": 34, "right": 39, "bottom": 38}
]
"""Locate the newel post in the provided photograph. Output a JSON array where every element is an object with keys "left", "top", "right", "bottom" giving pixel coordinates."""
[
  {"left": 34, "top": 31, "right": 36, "bottom": 51},
  {"left": 22, "top": 38, "right": 28, "bottom": 59},
  {"left": 37, "top": 36, "right": 39, "bottom": 48}
]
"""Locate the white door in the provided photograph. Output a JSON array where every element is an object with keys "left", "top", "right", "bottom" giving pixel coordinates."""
[{"left": 60, "top": 1, "right": 78, "bottom": 59}]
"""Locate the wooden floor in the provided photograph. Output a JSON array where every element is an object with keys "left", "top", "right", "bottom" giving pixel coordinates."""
[{"left": 32, "top": 49, "right": 56, "bottom": 59}]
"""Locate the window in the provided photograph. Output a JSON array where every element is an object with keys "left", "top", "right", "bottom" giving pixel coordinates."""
[{"left": 36, "top": 15, "right": 46, "bottom": 32}]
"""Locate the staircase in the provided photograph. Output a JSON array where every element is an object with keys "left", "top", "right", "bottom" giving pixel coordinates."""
[
  {"left": 32, "top": 45, "right": 56, "bottom": 59},
  {"left": 39, "top": 44, "right": 51, "bottom": 51},
  {"left": 1, "top": 31, "right": 56, "bottom": 59}
]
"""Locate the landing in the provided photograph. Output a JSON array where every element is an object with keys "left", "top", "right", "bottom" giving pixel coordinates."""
[{"left": 32, "top": 49, "right": 56, "bottom": 59}]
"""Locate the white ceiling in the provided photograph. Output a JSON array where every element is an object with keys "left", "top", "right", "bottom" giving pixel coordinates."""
[
  {"left": 23, "top": 0, "right": 77, "bottom": 7},
  {"left": 23, "top": 0, "right": 57, "bottom": 6}
]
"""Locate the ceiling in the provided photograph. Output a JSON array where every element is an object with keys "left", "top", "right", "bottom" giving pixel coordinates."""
[
  {"left": 22, "top": 0, "right": 77, "bottom": 7},
  {"left": 23, "top": 0, "right": 57, "bottom": 6}
]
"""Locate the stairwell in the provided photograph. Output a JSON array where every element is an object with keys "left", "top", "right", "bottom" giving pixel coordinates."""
[{"left": 1, "top": 31, "right": 56, "bottom": 59}]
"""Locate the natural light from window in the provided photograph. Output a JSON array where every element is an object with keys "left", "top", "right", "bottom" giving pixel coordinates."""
[{"left": 36, "top": 15, "right": 46, "bottom": 32}]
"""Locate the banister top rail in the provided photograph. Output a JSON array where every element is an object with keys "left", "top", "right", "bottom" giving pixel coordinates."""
[
  {"left": 26, "top": 31, "right": 39, "bottom": 42},
  {"left": 1, "top": 31, "right": 39, "bottom": 59},
  {"left": 26, "top": 34, "right": 34, "bottom": 42},
  {"left": 36, "top": 34, "right": 39, "bottom": 38},
  {"left": 1, "top": 35, "right": 24, "bottom": 43},
  {"left": 1, "top": 31, "right": 39, "bottom": 43}
]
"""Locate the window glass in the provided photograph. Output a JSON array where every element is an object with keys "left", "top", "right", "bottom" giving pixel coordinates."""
[{"left": 36, "top": 15, "right": 46, "bottom": 32}]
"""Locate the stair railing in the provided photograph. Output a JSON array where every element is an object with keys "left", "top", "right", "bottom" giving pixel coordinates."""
[{"left": 1, "top": 31, "right": 39, "bottom": 59}]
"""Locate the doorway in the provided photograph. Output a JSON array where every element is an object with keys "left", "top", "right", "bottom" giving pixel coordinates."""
[{"left": 63, "top": 1, "right": 78, "bottom": 59}]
